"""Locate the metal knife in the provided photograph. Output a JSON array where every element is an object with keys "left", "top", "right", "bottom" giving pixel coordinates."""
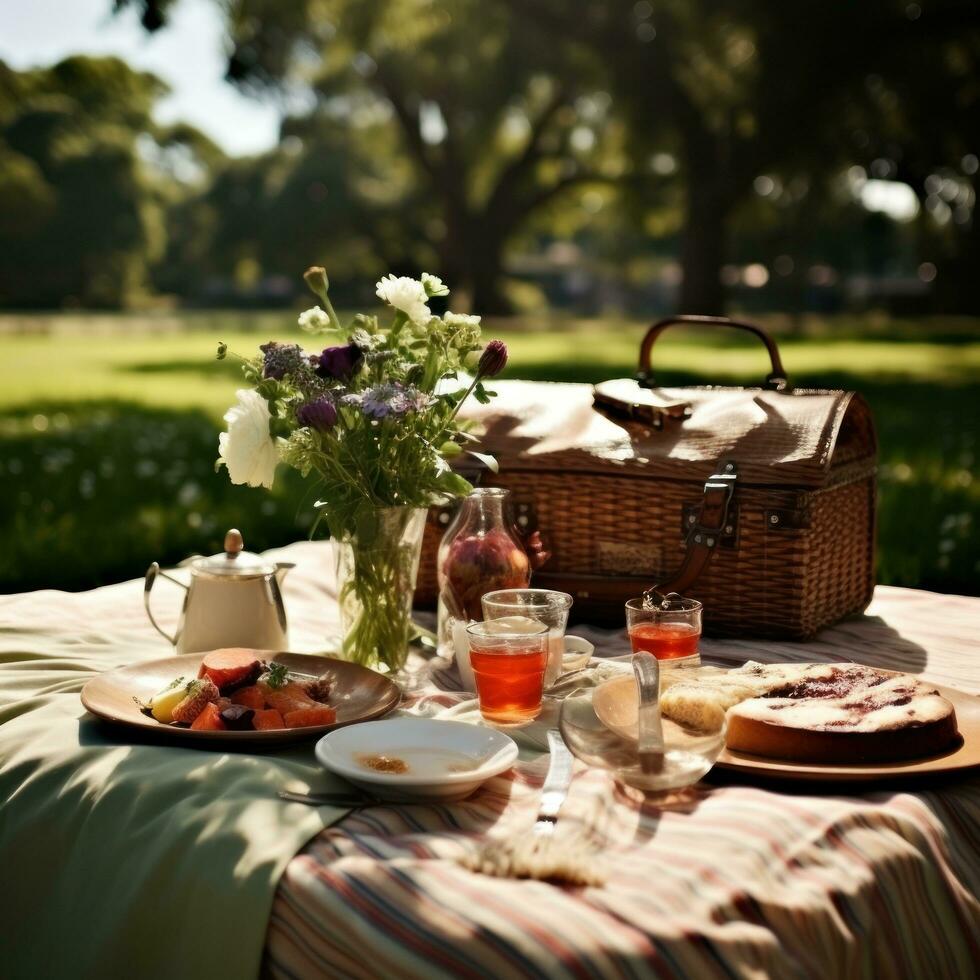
[
  {"left": 533, "top": 730, "right": 575, "bottom": 837},
  {"left": 278, "top": 788, "right": 379, "bottom": 808}
]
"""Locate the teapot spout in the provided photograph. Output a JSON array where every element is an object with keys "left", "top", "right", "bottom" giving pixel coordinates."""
[{"left": 274, "top": 561, "right": 296, "bottom": 585}]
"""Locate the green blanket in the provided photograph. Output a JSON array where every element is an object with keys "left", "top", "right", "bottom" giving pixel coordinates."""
[{"left": 0, "top": 583, "right": 349, "bottom": 980}]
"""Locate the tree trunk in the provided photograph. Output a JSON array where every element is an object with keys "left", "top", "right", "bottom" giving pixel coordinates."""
[
  {"left": 437, "top": 210, "right": 511, "bottom": 315},
  {"left": 678, "top": 176, "right": 728, "bottom": 315},
  {"left": 469, "top": 238, "right": 510, "bottom": 315}
]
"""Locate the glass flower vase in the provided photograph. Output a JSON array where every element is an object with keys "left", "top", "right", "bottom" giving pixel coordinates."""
[{"left": 333, "top": 506, "right": 427, "bottom": 672}]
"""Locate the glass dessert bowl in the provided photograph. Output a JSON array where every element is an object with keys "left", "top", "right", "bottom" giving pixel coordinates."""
[{"left": 558, "top": 663, "right": 726, "bottom": 793}]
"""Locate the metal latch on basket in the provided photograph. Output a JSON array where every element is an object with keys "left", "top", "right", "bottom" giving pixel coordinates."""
[
  {"left": 682, "top": 503, "right": 738, "bottom": 547},
  {"left": 688, "top": 461, "right": 738, "bottom": 548},
  {"left": 649, "top": 460, "right": 739, "bottom": 599}
]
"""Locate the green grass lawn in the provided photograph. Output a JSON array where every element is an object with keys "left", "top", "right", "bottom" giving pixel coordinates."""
[{"left": 1, "top": 311, "right": 977, "bottom": 596}]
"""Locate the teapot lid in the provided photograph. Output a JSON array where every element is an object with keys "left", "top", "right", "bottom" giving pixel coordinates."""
[{"left": 192, "top": 529, "right": 275, "bottom": 576}]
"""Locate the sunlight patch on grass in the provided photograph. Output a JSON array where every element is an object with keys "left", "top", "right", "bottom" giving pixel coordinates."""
[{"left": 1, "top": 313, "right": 977, "bottom": 418}]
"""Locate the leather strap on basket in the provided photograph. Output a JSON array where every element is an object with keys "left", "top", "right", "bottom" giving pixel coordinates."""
[
  {"left": 637, "top": 315, "right": 789, "bottom": 391},
  {"left": 646, "top": 460, "right": 738, "bottom": 600}
]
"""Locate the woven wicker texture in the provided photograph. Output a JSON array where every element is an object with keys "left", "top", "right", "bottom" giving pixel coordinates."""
[{"left": 417, "top": 374, "right": 876, "bottom": 639}]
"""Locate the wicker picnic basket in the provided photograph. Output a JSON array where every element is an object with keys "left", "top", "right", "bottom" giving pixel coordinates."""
[{"left": 416, "top": 316, "right": 877, "bottom": 639}]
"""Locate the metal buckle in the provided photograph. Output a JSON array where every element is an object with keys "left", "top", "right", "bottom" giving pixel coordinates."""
[{"left": 688, "top": 461, "right": 738, "bottom": 547}]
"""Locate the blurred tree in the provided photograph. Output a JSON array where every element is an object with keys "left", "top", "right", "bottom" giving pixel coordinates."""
[
  {"left": 839, "top": 5, "right": 980, "bottom": 313},
  {"left": 123, "top": 0, "right": 628, "bottom": 312},
  {"left": 518, "top": 0, "right": 980, "bottom": 313},
  {"left": 0, "top": 56, "right": 198, "bottom": 307}
]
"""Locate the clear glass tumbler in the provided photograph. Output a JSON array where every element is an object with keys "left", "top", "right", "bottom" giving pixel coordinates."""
[
  {"left": 481, "top": 588, "right": 573, "bottom": 687},
  {"left": 625, "top": 595, "right": 702, "bottom": 667},
  {"left": 465, "top": 620, "right": 550, "bottom": 727}
]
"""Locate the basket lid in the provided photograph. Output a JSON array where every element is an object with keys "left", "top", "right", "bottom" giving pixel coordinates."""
[{"left": 459, "top": 380, "right": 875, "bottom": 488}]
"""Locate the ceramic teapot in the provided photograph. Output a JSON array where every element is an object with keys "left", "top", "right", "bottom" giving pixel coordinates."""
[{"left": 144, "top": 529, "right": 294, "bottom": 654}]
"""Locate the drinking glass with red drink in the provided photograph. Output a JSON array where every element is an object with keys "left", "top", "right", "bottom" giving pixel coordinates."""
[
  {"left": 466, "top": 621, "right": 550, "bottom": 727},
  {"left": 625, "top": 595, "right": 702, "bottom": 666}
]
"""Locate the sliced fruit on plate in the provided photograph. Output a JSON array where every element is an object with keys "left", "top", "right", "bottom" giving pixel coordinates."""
[
  {"left": 230, "top": 685, "right": 266, "bottom": 710},
  {"left": 171, "top": 678, "right": 220, "bottom": 725},
  {"left": 253, "top": 708, "right": 285, "bottom": 730},
  {"left": 220, "top": 704, "right": 256, "bottom": 730},
  {"left": 197, "top": 648, "right": 263, "bottom": 689},
  {"left": 283, "top": 706, "right": 337, "bottom": 728},
  {"left": 146, "top": 676, "right": 190, "bottom": 723},
  {"left": 190, "top": 702, "right": 226, "bottom": 731},
  {"left": 259, "top": 678, "right": 320, "bottom": 715}
]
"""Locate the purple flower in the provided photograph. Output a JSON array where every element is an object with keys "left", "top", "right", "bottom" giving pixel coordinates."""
[
  {"left": 477, "top": 340, "right": 508, "bottom": 379},
  {"left": 355, "top": 382, "right": 433, "bottom": 420},
  {"left": 316, "top": 342, "right": 362, "bottom": 381},
  {"left": 393, "top": 387, "right": 436, "bottom": 414},
  {"left": 260, "top": 342, "right": 307, "bottom": 380},
  {"left": 296, "top": 398, "right": 338, "bottom": 431},
  {"left": 360, "top": 383, "right": 400, "bottom": 419}
]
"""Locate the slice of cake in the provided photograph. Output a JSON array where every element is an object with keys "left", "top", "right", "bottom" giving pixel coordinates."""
[{"left": 661, "top": 662, "right": 959, "bottom": 764}]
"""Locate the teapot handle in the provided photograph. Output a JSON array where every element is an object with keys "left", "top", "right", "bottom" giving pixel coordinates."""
[{"left": 143, "top": 562, "right": 186, "bottom": 646}]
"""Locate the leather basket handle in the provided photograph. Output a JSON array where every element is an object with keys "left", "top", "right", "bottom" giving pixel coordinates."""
[{"left": 638, "top": 315, "right": 789, "bottom": 391}]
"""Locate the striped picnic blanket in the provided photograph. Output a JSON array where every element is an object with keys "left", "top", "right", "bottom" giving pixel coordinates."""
[{"left": 265, "top": 551, "right": 980, "bottom": 979}]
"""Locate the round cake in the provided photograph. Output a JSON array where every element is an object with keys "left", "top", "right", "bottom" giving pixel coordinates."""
[{"left": 660, "top": 662, "right": 959, "bottom": 764}]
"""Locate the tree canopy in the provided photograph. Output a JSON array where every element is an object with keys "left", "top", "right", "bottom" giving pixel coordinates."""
[
  {"left": 1, "top": 1, "right": 977, "bottom": 313},
  {"left": 0, "top": 55, "right": 217, "bottom": 307}
]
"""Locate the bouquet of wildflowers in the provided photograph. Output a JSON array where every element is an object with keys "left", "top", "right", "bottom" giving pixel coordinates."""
[{"left": 216, "top": 267, "right": 506, "bottom": 670}]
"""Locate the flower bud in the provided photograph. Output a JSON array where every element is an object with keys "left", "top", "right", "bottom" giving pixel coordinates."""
[
  {"left": 296, "top": 398, "right": 338, "bottom": 432},
  {"left": 303, "top": 266, "right": 330, "bottom": 301},
  {"left": 477, "top": 339, "right": 508, "bottom": 379},
  {"left": 216, "top": 342, "right": 228, "bottom": 360}
]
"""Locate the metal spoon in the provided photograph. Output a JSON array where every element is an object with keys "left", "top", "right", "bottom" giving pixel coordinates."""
[{"left": 632, "top": 651, "right": 665, "bottom": 773}]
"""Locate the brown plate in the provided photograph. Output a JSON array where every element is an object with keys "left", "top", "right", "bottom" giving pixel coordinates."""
[
  {"left": 80, "top": 652, "right": 401, "bottom": 745},
  {"left": 714, "top": 680, "right": 980, "bottom": 783}
]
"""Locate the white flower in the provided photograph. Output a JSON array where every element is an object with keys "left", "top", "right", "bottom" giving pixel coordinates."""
[
  {"left": 420, "top": 272, "right": 449, "bottom": 297},
  {"left": 217, "top": 390, "right": 279, "bottom": 489},
  {"left": 375, "top": 274, "right": 431, "bottom": 324},
  {"left": 441, "top": 311, "right": 482, "bottom": 347},
  {"left": 442, "top": 311, "right": 481, "bottom": 328},
  {"left": 298, "top": 306, "right": 332, "bottom": 334}
]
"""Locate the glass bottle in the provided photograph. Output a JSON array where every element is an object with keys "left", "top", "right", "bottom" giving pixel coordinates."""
[{"left": 436, "top": 488, "right": 531, "bottom": 659}]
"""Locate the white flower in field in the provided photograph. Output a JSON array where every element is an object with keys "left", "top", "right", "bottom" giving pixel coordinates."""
[
  {"left": 421, "top": 272, "right": 449, "bottom": 297},
  {"left": 218, "top": 390, "right": 279, "bottom": 489},
  {"left": 298, "top": 306, "right": 332, "bottom": 334},
  {"left": 375, "top": 274, "right": 431, "bottom": 324}
]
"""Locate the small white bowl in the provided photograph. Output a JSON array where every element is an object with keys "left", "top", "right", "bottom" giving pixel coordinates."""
[{"left": 315, "top": 718, "right": 518, "bottom": 801}]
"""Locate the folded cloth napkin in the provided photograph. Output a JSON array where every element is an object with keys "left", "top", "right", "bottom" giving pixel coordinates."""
[{"left": 460, "top": 817, "right": 606, "bottom": 887}]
